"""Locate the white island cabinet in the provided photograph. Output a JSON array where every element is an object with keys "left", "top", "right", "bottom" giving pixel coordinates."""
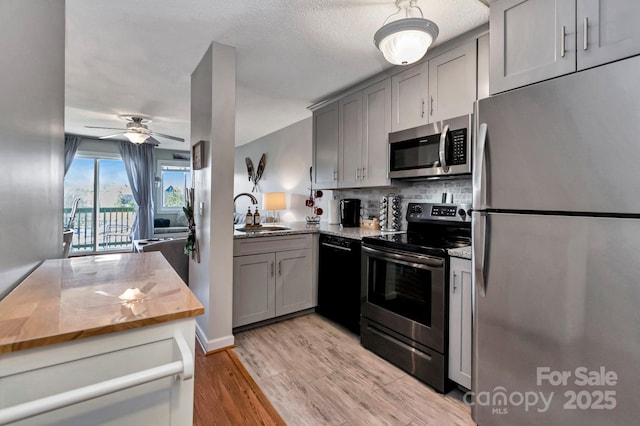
[{"left": 0, "top": 253, "right": 204, "bottom": 425}]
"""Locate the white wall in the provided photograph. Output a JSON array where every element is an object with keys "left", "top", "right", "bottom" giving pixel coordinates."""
[
  {"left": 234, "top": 117, "right": 325, "bottom": 221},
  {"left": 0, "top": 0, "right": 65, "bottom": 298},
  {"left": 190, "top": 42, "right": 236, "bottom": 352}
]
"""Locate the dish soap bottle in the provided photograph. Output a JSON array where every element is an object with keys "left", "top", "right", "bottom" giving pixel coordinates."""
[
  {"left": 246, "top": 207, "right": 254, "bottom": 226},
  {"left": 253, "top": 207, "right": 261, "bottom": 226}
]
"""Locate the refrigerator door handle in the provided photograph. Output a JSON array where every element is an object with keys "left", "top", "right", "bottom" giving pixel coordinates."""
[
  {"left": 473, "top": 123, "right": 488, "bottom": 210},
  {"left": 438, "top": 124, "right": 450, "bottom": 173},
  {"left": 473, "top": 212, "right": 488, "bottom": 298}
]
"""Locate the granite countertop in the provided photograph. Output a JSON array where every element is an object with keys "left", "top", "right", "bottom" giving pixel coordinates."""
[
  {"left": 234, "top": 221, "right": 404, "bottom": 240},
  {"left": 448, "top": 246, "right": 472, "bottom": 260},
  {"left": 0, "top": 252, "right": 204, "bottom": 354}
]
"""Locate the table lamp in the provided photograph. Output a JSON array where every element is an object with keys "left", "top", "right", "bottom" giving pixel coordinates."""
[{"left": 263, "top": 192, "right": 287, "bottom": 223}]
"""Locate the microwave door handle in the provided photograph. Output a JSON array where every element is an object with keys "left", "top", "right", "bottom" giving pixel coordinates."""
[{"left": 438, "top": 124, "right": 450, "bottom": 173}]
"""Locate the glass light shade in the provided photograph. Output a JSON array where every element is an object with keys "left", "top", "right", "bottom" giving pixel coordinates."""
[
  {"left": 374, "top": 17, "right": 439, "bottom": 66},
  {"left": 125, "top": 132, "right": 150, "bottom": 144},
  {"left": 263, "top": 192, "right": 287, "bottom": 211}
]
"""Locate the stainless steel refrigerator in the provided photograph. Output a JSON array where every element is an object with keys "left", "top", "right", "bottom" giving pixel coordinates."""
[{"left": 472, "top": 55, "right": 640, "bottom": 425}]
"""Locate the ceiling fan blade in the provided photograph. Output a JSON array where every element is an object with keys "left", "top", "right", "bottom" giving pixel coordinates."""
[
  {"left": 145, "top": 136, "right": 161, "bottom": 146},
  {"left": 85, "top": 126, "right": 127, "bottom": 131},
  {"left": 99, "top": 133, "right": 125, "bottom": 139},
  {"left": 150, "top": 131, "right": 185, "bottom": 142}
]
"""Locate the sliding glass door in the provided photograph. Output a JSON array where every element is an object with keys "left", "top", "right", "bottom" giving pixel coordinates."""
[{"left": 64, "top": 156, "right": 134, "bottom": 254}]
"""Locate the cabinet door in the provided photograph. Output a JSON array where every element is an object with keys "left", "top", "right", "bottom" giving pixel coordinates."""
[
  {"left": 448, "top": 257, "right": 472, "bottom": 389},
  {"left": 391, "top": 62, "right": 429, "bottom": 131},
  {"left": 490, "top": 0, "right": 576, "bottom": 94},
  {"left": 577, "top": 0, "right": 640, "bottom": 70},
  {"left": 275, "top": 249, "right": 313, "bottom": 316},
  {"left": 338, "top": 92, "right": 363, "bottom": 188},
  {"left": 361, "top": 79, "right": 391, "bottom": 187},
  {"left": 428, "top": 41, "right": 477, "bottom": 122},
  {"left": 313, "top": 101, "right": 339, "bottom": 188},
  {"left": 233, "top": 253, "right": 276, "bottom": 327}
]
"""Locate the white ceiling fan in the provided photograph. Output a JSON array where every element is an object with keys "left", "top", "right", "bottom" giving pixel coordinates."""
[{"left": 85, "top": 115, "right": 185, "bottom": 145}]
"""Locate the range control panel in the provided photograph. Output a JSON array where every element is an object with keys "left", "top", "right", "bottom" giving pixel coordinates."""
[{"left": 407, "top": 203, "right": 472, "bottom": 223}]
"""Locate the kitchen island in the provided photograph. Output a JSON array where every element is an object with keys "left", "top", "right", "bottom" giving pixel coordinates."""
[{"left": 0, "top": 252, "right": 203, "bottom": 425}]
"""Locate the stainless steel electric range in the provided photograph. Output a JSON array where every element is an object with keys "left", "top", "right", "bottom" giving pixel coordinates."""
[{"left": 360, "top": 202, "right": 471, "bottom": 393}]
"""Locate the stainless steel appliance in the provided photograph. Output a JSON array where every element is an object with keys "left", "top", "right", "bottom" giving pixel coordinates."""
[
  {"left": 317, "top": 234, "right": 361, "bottom": 334},
  {"left": 339, "top": 198, "right": 361, "bottom": 227},
  {"left": 389, "top": 114, "right": 472, "bottom": 179},
  {"left": 361, "top": 202, "right": 471, "bottom": 392},
  {"left": 473, "top": 56, "right": 640, "bottom": 425}
]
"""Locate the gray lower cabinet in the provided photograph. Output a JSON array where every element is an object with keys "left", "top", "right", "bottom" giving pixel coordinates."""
[
  {"left": 233, "top": 235, "right": 316, "bottom": 328},
  {"left": 491, "top": 0, "right": 640, "bottom": 94},
  {"left": 448, "top": 257, "right": 472, "bottom": 389}
]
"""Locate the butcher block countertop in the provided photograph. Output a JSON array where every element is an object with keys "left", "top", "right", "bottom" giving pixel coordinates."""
[{"left": 0, "top": 252, "right": 204, "bottom": 354}]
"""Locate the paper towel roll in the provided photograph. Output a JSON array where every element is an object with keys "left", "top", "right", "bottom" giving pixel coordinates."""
[{"left": 328, "top": 199, "right": 340, "bottom": 224}]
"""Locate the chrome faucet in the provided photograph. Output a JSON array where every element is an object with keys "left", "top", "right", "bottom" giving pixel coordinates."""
[{"left": 233, "top": 192, "right": 259, "bottom": 212}]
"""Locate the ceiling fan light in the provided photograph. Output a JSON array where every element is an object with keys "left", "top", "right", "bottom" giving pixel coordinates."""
[
  {"left": 374, "top": 17, "right": 439, "bottom": 66},
  {"left": 125, "top": 132, "right": 149, "bottom": 144}
]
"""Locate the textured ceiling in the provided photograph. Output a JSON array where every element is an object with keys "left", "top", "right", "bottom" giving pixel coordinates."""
[{"left": 65, "top": 0, "right": 488, "bottom": 150}]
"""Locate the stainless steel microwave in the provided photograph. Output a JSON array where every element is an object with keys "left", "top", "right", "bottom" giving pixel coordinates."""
[{"left": 388, "top": 114, "right": 472, "bottom": 179}]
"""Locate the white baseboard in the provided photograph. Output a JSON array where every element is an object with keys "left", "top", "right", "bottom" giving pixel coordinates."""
[{"left": 195, "top": 323, "right": 235, "bottom": 353}]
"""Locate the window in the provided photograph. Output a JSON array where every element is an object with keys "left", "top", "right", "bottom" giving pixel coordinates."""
[
  {"left": 157, "top": 161, "right": 191, "bottom": 213},
  {"left": 64, "top": 155, "right": 134, "bottom": 254}
]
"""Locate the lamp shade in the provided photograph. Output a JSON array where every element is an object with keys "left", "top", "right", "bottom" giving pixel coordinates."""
[
  {"left": 125, "top": 132, "right": 150, "bottom": 144},
  {"left": 374, "top": 17, "right": 439, "bottom": 66},
  {"left": 263, "top": 192, "right": 287, "bottom": 211}
]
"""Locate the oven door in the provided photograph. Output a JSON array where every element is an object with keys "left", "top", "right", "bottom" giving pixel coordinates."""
[{"left": 361, "top": 244, "right": 446, "bottom": 352}]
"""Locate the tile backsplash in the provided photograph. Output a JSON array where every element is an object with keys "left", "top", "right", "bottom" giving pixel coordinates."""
[{"left": 333, "top": 178, "right": 472, "bottom": 230}]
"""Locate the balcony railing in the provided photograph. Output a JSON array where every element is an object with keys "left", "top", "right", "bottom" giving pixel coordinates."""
[{"left": 63, "top": 206, "right": 136, "bottom": 253}]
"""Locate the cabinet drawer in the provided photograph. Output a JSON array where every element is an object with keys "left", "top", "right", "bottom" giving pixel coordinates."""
[{"left": 233, "top": 234, "right": 312, "bottom": 256}]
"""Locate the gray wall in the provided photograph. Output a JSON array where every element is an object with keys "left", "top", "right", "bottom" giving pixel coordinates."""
[
  {"left": 234, "top": 117, "right": 314, "bottom": 221},
  {"left": 0, "top": 0, "right": 65, "bottom": 298}
]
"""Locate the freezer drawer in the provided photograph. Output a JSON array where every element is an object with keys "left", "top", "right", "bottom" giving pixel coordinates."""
[{"left": 472, "top": 212, "right": 640, "bottom": 426}]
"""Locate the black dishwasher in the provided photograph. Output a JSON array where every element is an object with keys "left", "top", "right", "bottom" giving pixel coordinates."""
[{"left": 317, "top": 234, "right": 361, "bottom": 334}]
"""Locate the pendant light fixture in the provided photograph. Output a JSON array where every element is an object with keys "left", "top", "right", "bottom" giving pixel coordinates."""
[{"left": 374, "top": 0, "right": 439, "bottom": 66}]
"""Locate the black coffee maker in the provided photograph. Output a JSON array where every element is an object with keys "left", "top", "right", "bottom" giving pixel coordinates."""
[{"left": 339, "top": 199, "right": 361, "bottom": 227}]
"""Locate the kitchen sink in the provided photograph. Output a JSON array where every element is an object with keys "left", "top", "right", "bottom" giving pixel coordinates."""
[{"left": 236, "top": 225, "right": 291, "bottom": 233}]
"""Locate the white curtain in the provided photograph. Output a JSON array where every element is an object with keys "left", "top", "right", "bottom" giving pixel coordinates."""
[{"left": 118, "top": 142, "right": 155, "bottom": 239}]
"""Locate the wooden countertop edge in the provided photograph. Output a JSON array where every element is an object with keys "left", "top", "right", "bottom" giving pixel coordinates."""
[{"left": 0, "top": 306, "right": 204, "bottom": 355}]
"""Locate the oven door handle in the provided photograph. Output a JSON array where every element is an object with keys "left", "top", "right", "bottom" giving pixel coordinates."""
[{"left": 362, "top": 246, "right": 444, "bottom": 269}]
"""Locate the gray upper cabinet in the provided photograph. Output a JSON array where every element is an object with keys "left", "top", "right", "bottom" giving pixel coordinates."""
[
  {"left": 391, "top": 62, "right": 429, "bottom": 132},
  {"left": 428, "top": 40, "right": 477, "bottom": 122},
  {"left": 313, "top": 101, "right": 339, "bottom": 188},
  {"left": 490, "top": 0, "right": 576, "bottom": 94},
  {"left": 361, "top": 79, "right": 392, "bottom": 187},
  {"left": 338, "top": 92, "right": 363, "bottom": 188},
  {"left": 577, "top": 0, "right": 640, "bottom": 70}
]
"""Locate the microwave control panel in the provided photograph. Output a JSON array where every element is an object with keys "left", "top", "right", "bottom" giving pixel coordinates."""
[{"left": 449, "top": 129, "right": 467, "bottom": 165}]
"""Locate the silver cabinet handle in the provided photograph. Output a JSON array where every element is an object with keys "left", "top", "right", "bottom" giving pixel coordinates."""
[
  {"left": 361, "top": 167, "right": 365, "bottom": 179},
  {"left": 333, "top": 170, "right": 337, "bottom": 181},
  {"left": 430, "top": 96, "right": 434, "bottom": 116},
  {"left": 278, "top": 260, "right": 282, "bottom": 276},
  {"left": 452, "top": 272, "right": 457, "bottom": 293},
  {"left": 583, "top": 17, "right": 589, "bottom": 51},
  {"left": 421, "top": 98, "right": 425, "bottom": 118},
  {"left": 438, "top": 124, "right": 450, "bottom": 173},
  {"left": 561, "top": 25, "right": 566, "bottom": 58},
  {"left": 355, "top": 168, "right": 360, "bottom": 180},
  {"left": 271, "top": 261, "right": 274, "bottom": 277}
]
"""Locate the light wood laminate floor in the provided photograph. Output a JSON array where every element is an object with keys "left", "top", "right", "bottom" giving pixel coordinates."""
[{"left": 234, "top": 314, "right": 475, "bottom": 426}]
